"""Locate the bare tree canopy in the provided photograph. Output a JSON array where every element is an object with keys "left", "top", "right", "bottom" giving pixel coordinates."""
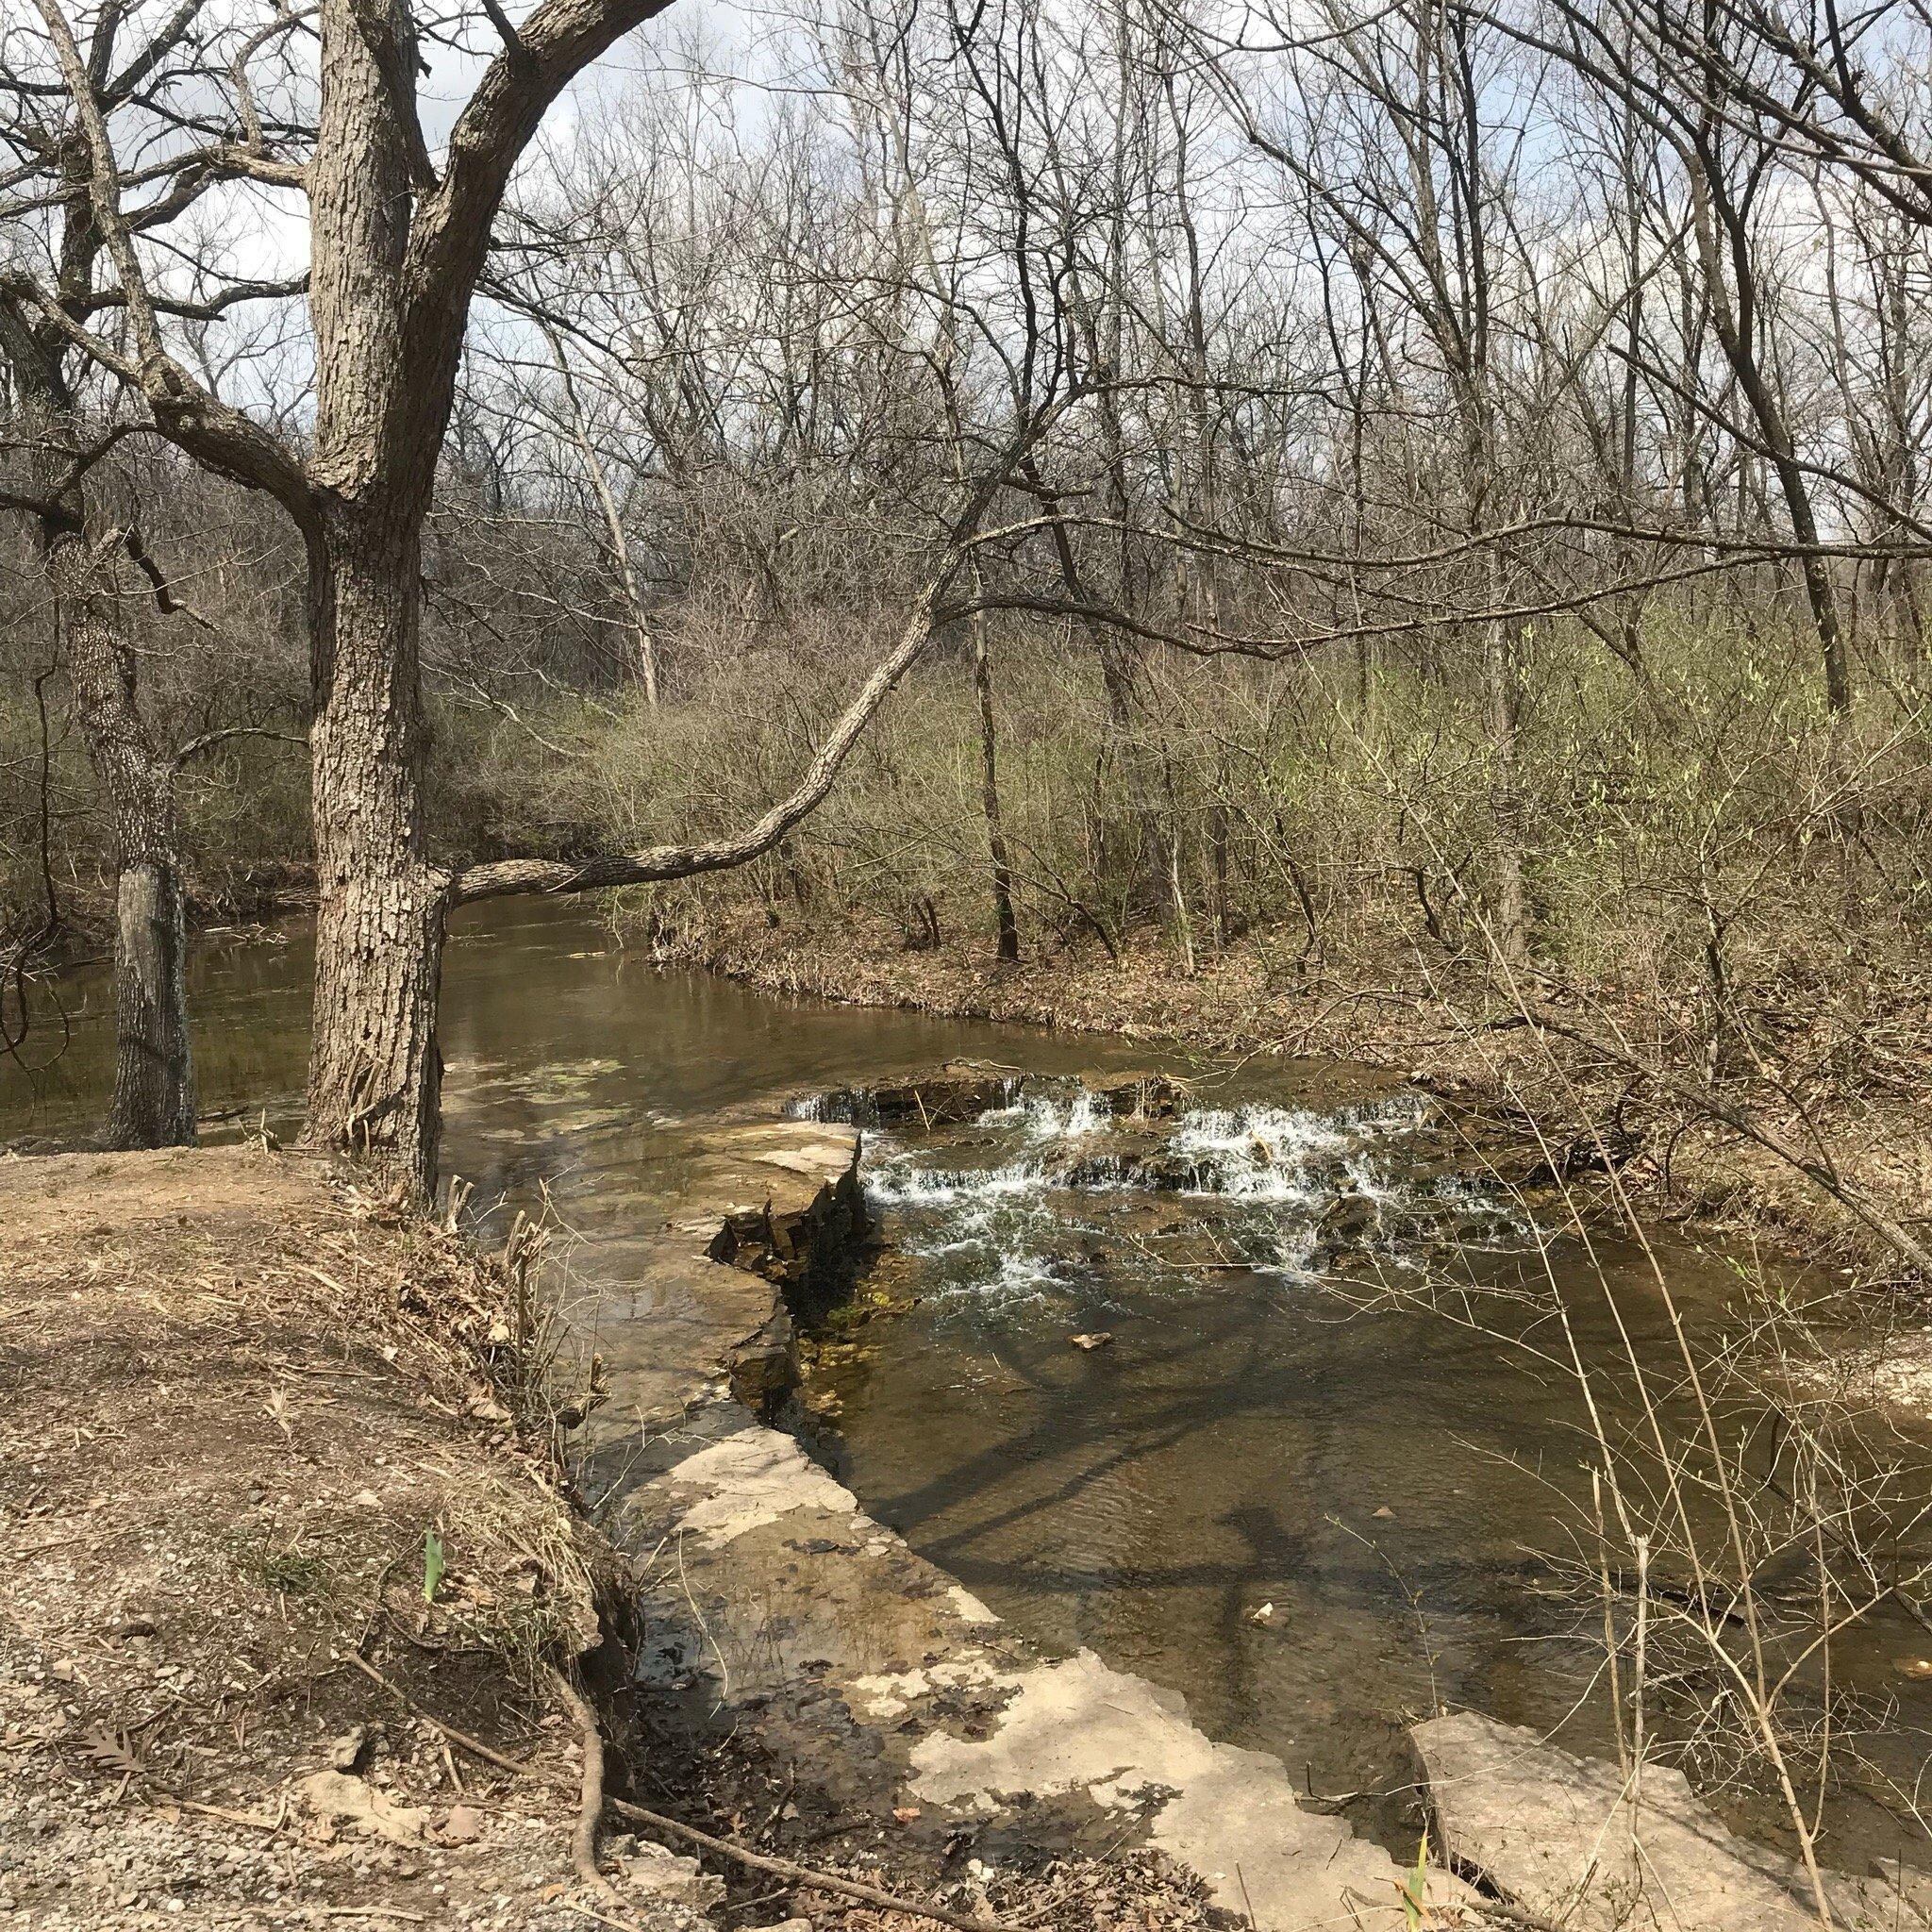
[{"left": 5, "top": 0, "right": 1932, "bottom": 1205}]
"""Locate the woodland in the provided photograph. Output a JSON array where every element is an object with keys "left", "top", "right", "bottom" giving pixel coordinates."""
[{"left": 2, "top": 0, "right": 1930, "bottom": 1209}]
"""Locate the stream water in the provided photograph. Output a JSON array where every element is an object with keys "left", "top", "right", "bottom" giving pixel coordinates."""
[{"left": 8, "top": 900, "right": 1932, "bottom": 1874}]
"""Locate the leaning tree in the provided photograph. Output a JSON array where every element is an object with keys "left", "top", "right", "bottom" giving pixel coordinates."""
[{"left": 3, "top": 0, "right": 1062, "bottom": 1194}]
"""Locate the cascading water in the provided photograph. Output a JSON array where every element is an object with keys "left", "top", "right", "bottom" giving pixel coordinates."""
[
  {"left": 857, "top": 1077, "right": 1532, "bottom": 1307},
  {"left": 801, "top": 1070, "right": 1914, "bottom": 1869}
]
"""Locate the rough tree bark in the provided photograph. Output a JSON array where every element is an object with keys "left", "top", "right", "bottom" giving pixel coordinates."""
[
  {"left": 302, "top": 500, "right": 446, "bottom": 1185},
  {"left": 290, "top": 0, "right": 448, "bottom": 1191},
  {"left": 1, "top": 284, "right": 198, "bottom": 1149},
  {"left": 53, "top": 528, "right": 196, "bottom": 1146}
]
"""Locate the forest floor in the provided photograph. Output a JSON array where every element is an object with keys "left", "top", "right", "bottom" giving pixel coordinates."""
[
  {"left": 658, "top": 908, "right": 1932, "bottom": 1288},
  {"left": 0, "top": 1143, "right": 1224, "bottom": 1932}
]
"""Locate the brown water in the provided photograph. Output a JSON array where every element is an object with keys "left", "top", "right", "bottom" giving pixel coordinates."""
[
  {"left": 8, "top": 900, "right": 1932, "bottom": 1873},
  {"left": 0, "top": 900, "right": 1158, "bottom": 1231},
  {"left": 808, "top": 1085, "right": 1932, "bottom": 1857}
]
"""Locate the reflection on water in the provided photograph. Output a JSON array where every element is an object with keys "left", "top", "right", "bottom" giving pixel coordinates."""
[
  {"left": 0, "top": 901, "right": 1158, "bottom": 1235},
  {"left": 810, "top": 1079, "right": 1932, "bottom": 1865}
]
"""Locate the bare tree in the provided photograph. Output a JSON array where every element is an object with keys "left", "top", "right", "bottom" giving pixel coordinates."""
[
  {"left": 1, "top": 295, "right": 197, "bottom": 1144},
  {"left": 4, "top": 0, "right": 1070, "bottom": 1192}
]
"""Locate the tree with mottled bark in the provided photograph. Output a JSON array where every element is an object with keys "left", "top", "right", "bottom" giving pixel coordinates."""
[
  {"left": 1, "top": 223, "right": 199, "bottom": 1146},
  {"left": 5, "top": 0, "right": 1070, "bottom": 1194}
]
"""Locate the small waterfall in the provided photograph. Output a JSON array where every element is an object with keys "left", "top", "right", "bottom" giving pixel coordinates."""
[
  {"left": 800, "top": 1073, "right": 1533, "bottom": 1312},
  {"left": 977, "top": 1087, "right": 1112, "bottom": 1140}
]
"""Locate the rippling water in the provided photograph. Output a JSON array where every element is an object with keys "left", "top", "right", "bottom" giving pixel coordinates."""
[{"left": 808, "top": 1075, "right": 1932, "bottom": 1866}]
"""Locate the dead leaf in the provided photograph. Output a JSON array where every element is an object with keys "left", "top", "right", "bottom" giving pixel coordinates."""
[
  {"left": 82, "top": 1729, "right": 144, "bottom": 1776},
  {"left": 437, "top": 1803, "right": 484, "bottom": 1845},
  {"left": 1068, "top": 1332, "right": 1113, "bottom": 1351},
  {"left": 298, "top": 1770, "right": 430, "bottom": 1846},
  {"left": 892, "top": 1806, "right": 922, "bottom": 1824}
]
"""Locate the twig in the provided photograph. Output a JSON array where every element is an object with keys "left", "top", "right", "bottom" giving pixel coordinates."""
[
  {"left": 272, "top": 1909, "right": 429, "bottom": 1925},
  {"left": 607, "top": 1797, "right": 1031, "bottom": 1932},
  {"left": 344, "top": 1654, "right": 535, "bottom": 1779},
  {"left": 176, "top": 1796, "right": 282, "bottom": 1831},
  {"left": 1466, "top": 1891, "right": 1565, "bottom": 1932}
]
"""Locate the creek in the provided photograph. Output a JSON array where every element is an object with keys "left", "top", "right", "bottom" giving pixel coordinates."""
[{"left": 8, "top": 898, "right": 1930, "bottom": 1874}]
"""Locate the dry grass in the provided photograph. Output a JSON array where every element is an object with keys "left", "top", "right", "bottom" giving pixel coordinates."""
[{"left": 0, "top": 1143, "right": 624, "bottom": 1926}]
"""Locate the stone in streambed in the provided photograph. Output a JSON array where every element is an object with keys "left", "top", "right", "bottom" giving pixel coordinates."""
[{"left": 1410, "top": 1711, "right": 1897, "bottom": 1932}]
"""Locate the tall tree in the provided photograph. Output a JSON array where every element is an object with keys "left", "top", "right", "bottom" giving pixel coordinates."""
[
  {"left": 6, "top": 0, "right": 1056, "bottom": 1194},
  {"left": 0, "top": 147, "right": 200, "bottom": 1146}
]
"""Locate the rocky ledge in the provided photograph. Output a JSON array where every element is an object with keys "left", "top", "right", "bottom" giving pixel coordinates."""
[{"left": 595, "top": 1066, "right": 1932, "bottom": 1932}]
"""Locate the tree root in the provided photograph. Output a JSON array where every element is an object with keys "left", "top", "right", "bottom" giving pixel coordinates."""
[
  {"left": 549, "top": 1666, "right": 626, "bottom": 1911},
  {"left": 608, "top": 1795, "right": 1032, "bottom": 1932}
]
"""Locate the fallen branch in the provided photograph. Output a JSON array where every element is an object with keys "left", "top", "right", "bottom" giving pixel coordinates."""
[{"left": 607, "top": 1796, "right": 1031, "bottom": 1932}]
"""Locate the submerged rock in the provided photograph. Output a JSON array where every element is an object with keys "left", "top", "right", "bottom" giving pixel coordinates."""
[
  {"left": 1411, "top": 1710, "right": 1930, "bottom": 1931},
  {"left": 1317, "top": 1185, "right": 1379, "bottom": 1245}
]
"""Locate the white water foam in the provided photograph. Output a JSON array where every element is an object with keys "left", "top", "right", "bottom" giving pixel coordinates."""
[
  {"left": 865, "top": 1160, "right": 1048, "bottom": 1208},
  {"left": 976, "top": 1088, "right": 1112, "bottom": 1141},
  {"left": 1168, "top": 1103, "right": 1353, "bottom": 1202},
  {"left": 853, "top": 1080, "right": 1530, "bottom": 1309}
]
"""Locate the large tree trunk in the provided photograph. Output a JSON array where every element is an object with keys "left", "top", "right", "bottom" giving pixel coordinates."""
[
  {"left": 53, "top": 531, "right": 198, "bottom": 1147},
  {"left": 301, "top": 504, "right": 448, "bottom": 1198}
]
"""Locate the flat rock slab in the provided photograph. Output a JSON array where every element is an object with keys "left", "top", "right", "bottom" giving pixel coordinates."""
[
  {"left": 908, "top": 1648, "right": 1425, "bottom": 1930},
  {"left": 621, "top": 1420, "right": 1452, "bottom": 1931},
  {"left": 576, "top": 1122, "right": 862, "bottom": 1473},
  {"left": 1413, "top": 1710, "right": 1932, "bottom": 1930},
  {"left": 668, "top": 1121, "right": 863, "bottom": 1225}
]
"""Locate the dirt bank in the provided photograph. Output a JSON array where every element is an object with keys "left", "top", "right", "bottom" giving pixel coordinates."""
[
  {"left": 0, "top": 1139, "right": 1227, "bottom": 1932},
  {"left": 0, "top": 1144, "right": 635, "bottom": 1930},
  {"left": 652, "top": 909, "right": 1932, "bottom": 1285}
]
